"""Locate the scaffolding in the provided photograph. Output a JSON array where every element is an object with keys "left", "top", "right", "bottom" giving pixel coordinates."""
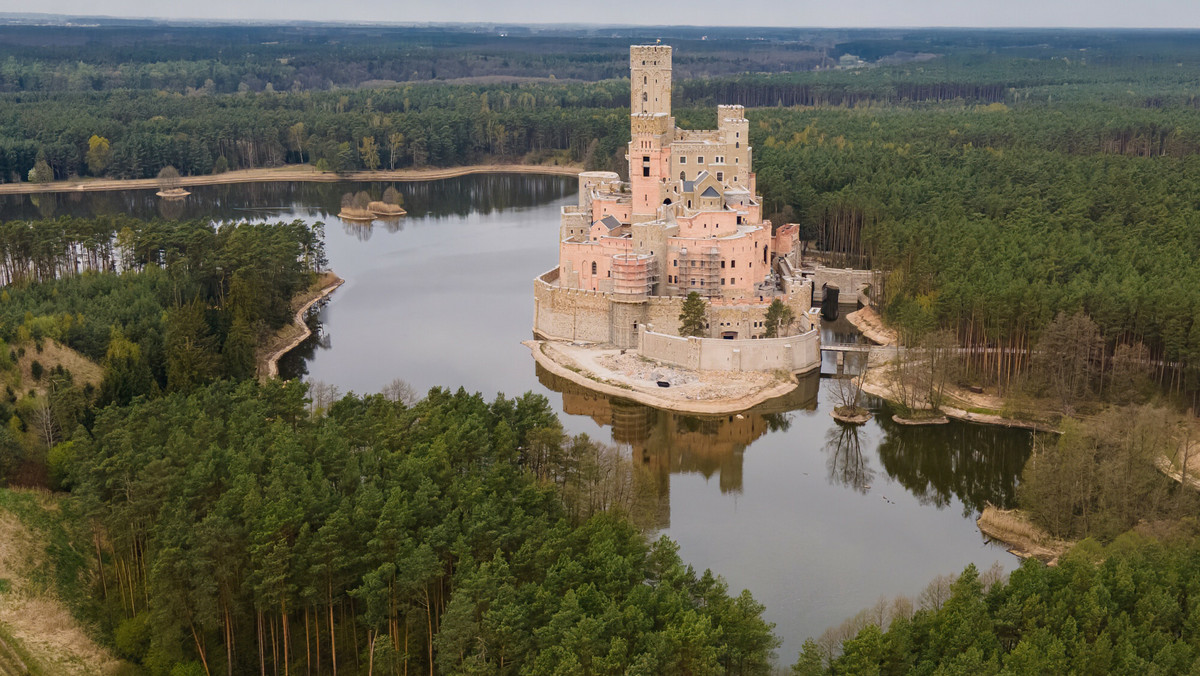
[
  {"left": 612, "top": 253, "right": 656, "bottom": 299},
  {"left": 678, "top": 246, "right": 722, "bottom": 298}
]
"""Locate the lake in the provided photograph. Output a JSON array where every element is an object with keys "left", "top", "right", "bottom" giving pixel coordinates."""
[{"left": 0, "top": 175, "right": 1033, "bottom": 665}]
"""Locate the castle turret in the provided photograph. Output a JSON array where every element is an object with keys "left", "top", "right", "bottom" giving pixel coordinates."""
[
  {"left": 717, "top": 105, "right": 751, "bottom": 187},
  {"left": 630, "top": 45, "right": 672, "bottom": 116}
]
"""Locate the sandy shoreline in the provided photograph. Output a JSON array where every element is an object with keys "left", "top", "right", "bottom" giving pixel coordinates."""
[
  {"left": 526, "top": 339, "right": 800, "bottom": 415},
  {"left": 258, "top": 272, "right": 345, "bottom": 380},
  {"left": 0, "top": 163, "right": 583, "bottom": 196}
]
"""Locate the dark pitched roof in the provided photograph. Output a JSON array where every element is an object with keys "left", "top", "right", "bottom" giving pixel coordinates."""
[
  {"left": 598, "top": 215, "right": 622, "bottom": 230},
  {"left": 700, "top": 186, "right": 721, "bottom": 198}
]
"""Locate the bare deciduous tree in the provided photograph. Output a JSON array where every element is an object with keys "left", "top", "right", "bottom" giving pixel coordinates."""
[
  {"left": 307, "top": 380, "right": 340, "bottom": 416},
  {"left": 380, "top": 378, "right": 419, "bottom": 406},
  {"left": 157, "top": 165, "right": 180, "bottom": 191}
]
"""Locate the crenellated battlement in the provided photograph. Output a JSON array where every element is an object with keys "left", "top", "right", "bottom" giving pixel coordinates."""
[
  {"left": 630, "top": 45, "right": 673, "bottom": 60},
  {"left": 717, "top": 104, "right": 746, "bottom": 120},
  {"left": 630, "top": 113, "right": 670, "bottom": 136}
]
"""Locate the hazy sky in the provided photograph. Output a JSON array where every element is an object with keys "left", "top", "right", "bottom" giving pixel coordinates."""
[{"left": 17, "top": 0, "right": 1200, "bottom": 28}]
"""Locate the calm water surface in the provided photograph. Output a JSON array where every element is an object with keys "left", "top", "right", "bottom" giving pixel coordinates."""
[{"left": 0, "top": 177, "right": 1033, "bottom": 664}]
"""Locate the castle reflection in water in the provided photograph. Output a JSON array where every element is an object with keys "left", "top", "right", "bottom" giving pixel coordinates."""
[{"left": 535, "top": 363, "right": 819, "bottom": 529}]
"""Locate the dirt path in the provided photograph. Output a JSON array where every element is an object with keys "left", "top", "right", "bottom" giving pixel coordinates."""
[
  {"left": 0, "top": 163, "right": 583, "bottom": 195},
  {"left": 1156, "top": 444, "right": 1200, "bottom": 491},
  {"left": 257, "top": 272, "right": 344, "bottom": 380}
]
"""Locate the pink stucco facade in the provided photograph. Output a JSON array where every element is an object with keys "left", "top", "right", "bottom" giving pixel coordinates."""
[{"left": 539, "top": 44, "right": 810, "bottom": 346}]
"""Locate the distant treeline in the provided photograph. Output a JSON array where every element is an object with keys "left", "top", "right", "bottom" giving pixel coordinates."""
[
  {"left": 9, "top": 54, "right": 1200, "bottom": 183},
  {"left": 0, "top": 24, "right": 829, "bottom": 92}
]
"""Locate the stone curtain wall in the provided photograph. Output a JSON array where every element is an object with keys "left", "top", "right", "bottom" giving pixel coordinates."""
[
  {"left": 533, "top": 270, "right": 613, "bottom": 342},
  {"left": 637, "top": 327, "right": 820, "bottom": 374},
  {"left": 640, "top": 329, "right": 699, "bottom": 367},
  {"left": 535, "top": 268, "right": 818, "bottom": 350}
]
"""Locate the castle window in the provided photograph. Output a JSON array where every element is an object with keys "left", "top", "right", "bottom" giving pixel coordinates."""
[
  {"left": 735, "top": 142, "right": 740, "bottom": 148},
  {"left": 644, "top": 75, "right": 647, "bottom": 84},
  {"left": 679, "top": 156, "right": 686, "bottom": 164},
  {"left": 721, "top": 260, "right": 726, "bottom": 268},
  {"left": 731, "top": 260, "right": 736, "bottom": 268},
  {"left": 697, "top": 156, "right": 704, "bottom": 163},
  {"left": 608, "top": 270, "right": 611, "bottom": 277},
  {"left": 673, "top": 260, "right": 677, "bottom": 267},
  {"left": 642, "top": 92, "right": 647, "bottom": 102},
  {"left": 591, "top": 261, "right": 597, "bottom": 275},
  {"left": 716, "top": 172, "right": 724, "bottom": 181},
  {"left": 721, "top": 278, "right": 726, "bottom": 285},
  {"left": 680, "top": 171, "right": 685, "bottom": 180}
]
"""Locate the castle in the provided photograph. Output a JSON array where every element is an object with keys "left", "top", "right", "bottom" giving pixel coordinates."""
[{"left": 533, "top": 45, "right": 819, "bottom": 374}]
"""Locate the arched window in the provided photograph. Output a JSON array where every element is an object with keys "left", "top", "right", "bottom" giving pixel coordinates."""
[
  {"left": 644, "top": 75, "right": 648, "bottom": 84},
  {"left": 642, "top": 92, "right": 648, "bottom": 102},
  {"left": 735, "top": 142, "right": 740, "bottom": 148},
  {"left": 679, "top": 171, "right": 685, "bottom": 180},
  {"left": 591, "top": 261, "right": 597, "bottom": 275}
]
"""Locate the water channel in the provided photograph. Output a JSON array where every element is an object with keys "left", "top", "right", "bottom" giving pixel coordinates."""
[{"left": 0, "top": 175, "right": 1034, "bottom": 664}]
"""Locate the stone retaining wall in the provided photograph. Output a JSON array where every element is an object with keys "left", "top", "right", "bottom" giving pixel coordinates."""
[{"left": 637, "top": 326, "right": 820, "bottom": 374}]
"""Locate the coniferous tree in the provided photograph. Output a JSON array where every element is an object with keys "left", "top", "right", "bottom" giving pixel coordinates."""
[{"left": 679, "top": 292, "right": 708, "bottom": 337}]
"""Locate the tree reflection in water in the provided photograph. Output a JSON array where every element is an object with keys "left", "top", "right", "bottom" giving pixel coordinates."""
[
  {"left": 0, "top": 174, "right": 575, "bottom": 223},
  {"left": 874, "top": 413, "right": 1035, "bottom": 516},
  {"left": 823, "top": 421, "right": 875, "bottom": 493},
  {"left": 157, "top": 196, "right": 186, "bottom": 220}
]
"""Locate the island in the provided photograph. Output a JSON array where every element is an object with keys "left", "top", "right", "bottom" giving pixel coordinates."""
[{"left": 529, "top": 45, "right": 822, "bottom": 413}]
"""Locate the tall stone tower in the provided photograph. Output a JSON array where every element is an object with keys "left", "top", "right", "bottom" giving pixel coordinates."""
[{"left": 630, "top": 45, "right": 672, "bottom": 116}]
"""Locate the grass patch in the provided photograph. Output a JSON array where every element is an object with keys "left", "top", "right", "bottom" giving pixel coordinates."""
[
  {"left": 979, "top": 508, "right": 1047, "bottom": 546},
  {"left": 0, "top": 620, "right": 47, "bottom": 676},
  {"left": 0, "top": 488, "right": 92, "bottom": 624}
]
